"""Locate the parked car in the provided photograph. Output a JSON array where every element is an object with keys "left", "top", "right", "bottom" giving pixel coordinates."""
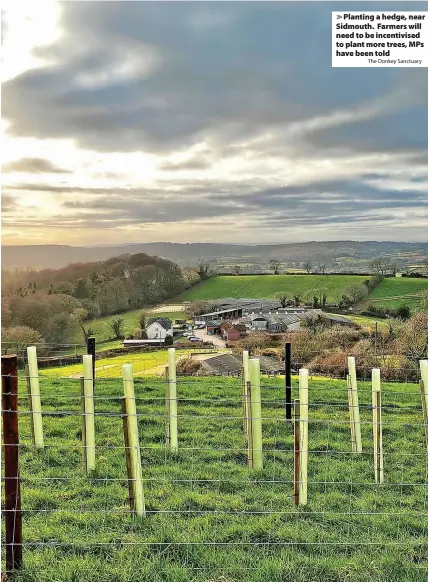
[
  {"left": 183, "top": 332, "right": 192, "bottom": 337},
  {"left": 189, "top": 336, "right": 201, "bottom": 342}
]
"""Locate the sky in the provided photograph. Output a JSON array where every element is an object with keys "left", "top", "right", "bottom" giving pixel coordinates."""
[{"left": 1, "top": 0, "right": 428, "bottom": 246}]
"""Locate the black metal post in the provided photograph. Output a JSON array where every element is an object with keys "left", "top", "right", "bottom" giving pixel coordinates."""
[
  {"left": 87, "top": 337, "right": 96, "bottom": 385},
  {"left": 285, "top": 342, "right": 292, "bottom": 421}
]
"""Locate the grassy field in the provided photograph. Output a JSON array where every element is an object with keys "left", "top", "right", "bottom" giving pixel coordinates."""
[
  {"left": 364, "top": 278, "right": 428, "bottom": 309},
  {"left": 77, "top": 310, "right": 188, "bottom": 344},
  {"left": 177, "top": 275, "right": 369, "bottom": 301},
  {"left": 40, "top": 350, "right": 206, "bottom": 379},
  {"left": 5, "top": 370, "right": 427, "bottom": 581}
]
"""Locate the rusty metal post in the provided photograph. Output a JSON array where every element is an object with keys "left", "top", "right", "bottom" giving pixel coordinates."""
[{"left": 2, "top": 354, "right": 23, "bottom": 573}]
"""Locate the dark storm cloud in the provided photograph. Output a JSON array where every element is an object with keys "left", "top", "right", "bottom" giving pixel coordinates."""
[{"left": 3, "top": 157, "right": 71, "bottom": 174}]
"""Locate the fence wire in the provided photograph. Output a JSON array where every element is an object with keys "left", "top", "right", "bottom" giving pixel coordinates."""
[{"left": 1, "top": 365, "right": 428, "bottom": 581}]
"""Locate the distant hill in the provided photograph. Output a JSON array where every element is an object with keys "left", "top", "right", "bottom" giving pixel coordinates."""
[{"left": 2, "top": 241, "right": 427, "bottom": 270}]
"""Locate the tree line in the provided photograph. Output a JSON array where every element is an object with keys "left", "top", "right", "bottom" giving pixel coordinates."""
[{"left": 2, "top": 253, "right": 198, "bottom": 347}]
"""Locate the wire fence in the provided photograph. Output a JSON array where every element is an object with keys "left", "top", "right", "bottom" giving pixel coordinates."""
[{"left": 1, "top": 349, "right": 428, "bottom": 581}]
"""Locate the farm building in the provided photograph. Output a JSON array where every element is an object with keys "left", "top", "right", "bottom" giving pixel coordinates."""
[
  {"left": 199, "top": 353, "right": 283, "bottom": 376},
  {"left": 219, "top": 321, "right": 247, "bottom": 342},
  {"left": 198, "top": 307, "right": 243, "bottom": 322},
  {"left": 205, "top": 320, "right": 222, "bottom": 335},
  {"left": 146, "top": 318, "right": 173, "bottom": 340}
]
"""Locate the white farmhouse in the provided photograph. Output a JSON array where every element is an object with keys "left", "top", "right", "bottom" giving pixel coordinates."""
[{"left": 146, "top": 318, "right": 173, "bottom": 340}]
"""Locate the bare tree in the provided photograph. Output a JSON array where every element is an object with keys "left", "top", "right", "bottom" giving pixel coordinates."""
[
  {"left": 233, "top": 265, "right": 242, "bottom": 275},
  {"left": 319, "top": 264, "right": 326, "bottom": 274},
  {"left": 370, "top": 257, "right": 392, "bottom": 276},
  {"left": 276, "top": 293, "right": 289, "bottom": 308},
  {"left": 269, "top": 259, "right": 281, "bottom": 275},
  {"left": 303, "top": 261, "right": 313, "bottom": 274},
  {"left": 197, "top": 261, "right": 211, "bottom": 280}
]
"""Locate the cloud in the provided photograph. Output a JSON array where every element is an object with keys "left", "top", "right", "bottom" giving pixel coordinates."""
[
  {"left": 3, "top": 157, "right": 71, "bottom": 174},
  {"left": 1, "top": 1, "right": 427, "bottom": 244}
]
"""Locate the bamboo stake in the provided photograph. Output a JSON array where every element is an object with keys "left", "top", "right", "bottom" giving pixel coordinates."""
[
  {"left": 80, "top": 377, "right": 87, "bottom": 471},
  {"left": 372, "top": 368, "right": 384, "bottom": 483},
  {"left": 26, "top": 346, "right": 44, "bottom": 448},
  {"left": 122, "top": 364, "right": 145, "bottom": 517},
  {"left": 165, "top": 366, "right": 171, "bottom": 447},
  {"left": 246, "top": 381, "right": 253, "bottom": 468},
  {"left": 347, "top": 356, "right": 362, "bottom": 453},
  {"left": 420, "top": 360, "right": 428, "bottom": 450},
  {"left": 347, "top": 374, "right": 356, "bottom": 453},
  {"left": 82, "top": 355, "right": 95, "bottom": 471},
  {"left": 249, "top": 358, "right": 263, "bottom": 470},
  {"left": 168, "top": 348, "right": 178, "bottom": 452},
  {"left": 299, "top": 368, "right": 309, "bottom": 505},
  {"left": 294, "top": 399, "right": 300, "bottom": 506},
  {"left": 242, "top": 350, "right": 250, "bottom": 439}
]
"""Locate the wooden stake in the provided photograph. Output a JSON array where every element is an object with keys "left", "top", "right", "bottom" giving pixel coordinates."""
[
  {"left": 167, "top": 348, "right": 178, "bottom": 452},
  {"left": 82, "top": 355, "right": 95, "bottom": 471},
  {"left": 121, "top": 397, "right": 135, "bottom": 512},
  {"left": 285, "top": 343, "right": 292, "bottom": 421},
  {"left": 419, "top": 360, "right": 428, "bottom": 450},
  {"left": 294, "top": 399, "right": 300, "bottom": 506},
  {"left": 347, "top": 357, "right": 362, "bottom": 453},
  {"left": 347, "top": 374, "right": 356, "bottom": 453},
  {"left": 246, "top": 381, "right": 253, "bottom": 468},
  {"left": 122, "top": 364, "right": 145, "bottom": 517},
  {"left": 26, "top": 346, "right": 44, "bottom": 448},
  {"left": 249, "top": 358, "right": 263, "bottom": 470},
  {"left": 1, "top": 354, "right": 23, "bottom": 573},
  {"left": 372, "top": 368, "right": 384, "bottom": 483},
  {"left": 299, "top": 368, "right": 309, "bottom": 505}
]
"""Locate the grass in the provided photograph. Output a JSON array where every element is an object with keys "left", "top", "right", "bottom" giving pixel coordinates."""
[
  {"left": 78, "top": 311, "right": 188, "bottom": 344},
  {"left": 40, "top": 350, "right": 198, "bottom": 379},
  {"left": 365, "top": 278, "right": 428, "bottom": 310},
  {"left": 5, "top": 369, "right": 428, "bottom": 581},
  {"left": 176, "top": 275, "right": 370, "bottom": 301}
]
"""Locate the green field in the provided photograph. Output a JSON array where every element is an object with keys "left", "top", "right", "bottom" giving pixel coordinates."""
[
  {"left": 6, "top": 371, "right": 427, "bottom": 581},
  {"left": 364, "top": 278, "right": 428, "bottom": 309},
  {"left": 177, "top": 275, "right": 368, "bottom": 301},
  {"left": 77, "top": 310, "right": 187, "bottom": 344}
]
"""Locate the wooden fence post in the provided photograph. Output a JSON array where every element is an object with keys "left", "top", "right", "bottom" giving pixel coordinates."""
[
  {"left": 293, "top": 398, "right": 300, "bottom": 506},
  {"left": 26, "top": 346, "right": 44, "bottom": 449},
  {"left": 299, "top": 368, "right": 309, "bottom": 505},
  {"left": 420, "top": 360, "right": 428, "bottom": 450},
  {"left": 1, "top": 354, "right": 23, "bottom": 573},
  {"left": 372, "top": 368, "right": 384, "bottom": 483},
  {"left": 249, "top": 358, "right": 263, "bottom": 470},
  {"left": 347, "top": 356, "right": 362, "bottom": 453},
  {"left": 122, "top": 364, "right": 145, "bottom": 517},
  {"left": 167, "top": 348, "right": 178, "bottom": 452},
  {"left": 82, "top": 355, "right": 95, "bottom": 471},
  {"left": 285, "top": 343, "right": 292, "bottom": 421},
  {"left": 347, "top": 374, "right": 356, "bottom": 453}
]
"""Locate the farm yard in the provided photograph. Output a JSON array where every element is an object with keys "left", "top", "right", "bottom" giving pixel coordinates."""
[{"left": 2, "top": 348, "right": 428, "bottom": 582}]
